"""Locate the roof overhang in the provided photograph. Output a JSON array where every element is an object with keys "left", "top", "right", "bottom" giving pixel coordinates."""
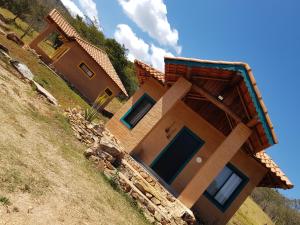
[{"left": 164, "top": 57, "right": 277, "bottom": 152}]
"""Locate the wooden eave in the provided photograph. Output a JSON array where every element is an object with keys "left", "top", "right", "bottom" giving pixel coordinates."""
[{"left": 164, "top": 56, "right": 277, "bottom": 153}]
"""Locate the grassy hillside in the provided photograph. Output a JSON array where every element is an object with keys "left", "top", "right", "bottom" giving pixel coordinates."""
[
  {"left": 228, "top": 198, "right": 274, "bottom": 225},
  {"left": 0, "top": 45, "right": 149, "bottom": 225}
]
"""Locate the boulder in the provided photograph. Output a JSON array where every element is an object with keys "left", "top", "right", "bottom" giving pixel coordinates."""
[
  {"left": 181, "top": 212, "right": 196, "bottom": 225},
  {"left": 6, "top": 32, "right": 24, "bottom": 46},
  {"left": 151, "top": 197, "right": 161, "bottom": 206},
  {"left": 97, "top": 144, "right": 124, "bottom": 167},
  {"left": 135, "top": 182, "right": 147, "bottom": 195},
  {"left": 84, "top": 148, "right": 94, "bottom": 158}
]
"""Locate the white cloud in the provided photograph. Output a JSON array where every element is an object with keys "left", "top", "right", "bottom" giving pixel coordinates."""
[
  {"left": 149, "top": 44, "right": 173, "bottom": 71},
  {"left": 77, "top": 0, "right": 100, "bottom": 26},
  {"left": 118, "top": 0, "right": 181, "bottom": 54},
  {"left": 114, "top": 24, "right": 150, "bottom": 62},
  {"left": 114, "top": 24, "right": 173, "bottom": 71},
  {"left": 60, "top": 0, "right": 85, "bottom": 18}
]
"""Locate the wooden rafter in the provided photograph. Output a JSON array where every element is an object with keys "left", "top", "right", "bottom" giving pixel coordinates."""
[{"left": 191, "top": 84, "right": 242, "bottom": 123}]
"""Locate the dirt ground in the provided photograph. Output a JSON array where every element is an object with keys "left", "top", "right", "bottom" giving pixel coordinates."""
[{"left": 0, "top": 61, "right": 149, "bottom": 225}]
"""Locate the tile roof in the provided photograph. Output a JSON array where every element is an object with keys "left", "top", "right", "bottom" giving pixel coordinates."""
[
  {"left": 46, "top": 9, "right": 128, "bottom": 96},
  {"left": 134, "top": 60, "right": 165, "bottom": 85},
  {"left": 255, "top": 151, "right": 293, "bottom": 189},
  {"left": 133, "top": 60, "right": 292, "bottom": 190}
]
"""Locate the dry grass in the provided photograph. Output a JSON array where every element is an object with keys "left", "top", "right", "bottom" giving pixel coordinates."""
[
  {"left": 0, "top": 7, "right": 39, "bottom": 44},
  {"left": 228, "top": 198, "right": 274, "bottom": 225},
  {"left": 0, "top": 60, "right": 149, "bottom": 225}
]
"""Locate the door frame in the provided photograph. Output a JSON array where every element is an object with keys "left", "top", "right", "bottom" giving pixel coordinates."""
[{"left": 150, "top": 126, "right": 205, "bottom": 185}]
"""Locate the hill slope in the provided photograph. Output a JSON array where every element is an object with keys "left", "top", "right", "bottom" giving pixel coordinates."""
[{"left": 0, "top": 39, "right": 148, "bottom": 225}]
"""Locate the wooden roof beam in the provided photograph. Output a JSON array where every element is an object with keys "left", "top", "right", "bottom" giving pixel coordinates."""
[{"left": 192, "top": 84, "right": 242, "bottom": 123}]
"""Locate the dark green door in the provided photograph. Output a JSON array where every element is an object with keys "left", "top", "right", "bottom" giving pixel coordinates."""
[{"left": 150, "top": 127, "right": 204, "bottom": 184}]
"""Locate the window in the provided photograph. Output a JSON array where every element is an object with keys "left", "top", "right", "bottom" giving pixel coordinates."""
[
  {"left": 79, "top": 62, "right": 94, "bottom": 78},
  {"left": 204, "top": 164, "right": 248, "bottom": 211},
  {"left": 121, "top": 94, "right": 155, "bottom": 129}
]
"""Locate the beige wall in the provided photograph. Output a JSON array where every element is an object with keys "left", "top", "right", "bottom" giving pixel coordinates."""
[
  {"left": 192, "top": 151, "right": 268, "bottom": 225},
  {"left": 106, "top": 77, "right": 168, "bottom": 151},
  {"left": 52, "top": 41, "right": 121, "bottom": 103}
]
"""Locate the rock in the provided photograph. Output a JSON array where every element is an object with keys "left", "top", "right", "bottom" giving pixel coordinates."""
[
  {"left": 0, "top": 43, "right": 9, "bottom": 53},
  {"left": 145, "top": 192, "right": 153, "bottom": 199},
  {"left": 181, "top": 212, "right": 196, "bottom": 225},
  {"left": 6, "top": 32, "right": 24, "bottom": 46},
  {"left": 151, "top": 197, "right": 161, "bottom": 206},
  {"left": 105, "top": 161, "right": 115, "bottom": 170},
  {"left": 166, "top": 194, "right": 176, "bottom": 203},
  {"left": 120, "top": 181, "right": 131, "bottom": 193},
  {"left": 140, "top": 171, "right": 148, "bottom": 179},
  {"left": 135, "top": 182, "right": 147, "bottom": 195},
  {"left": 84, "top": 148, "right": 94, "bottom": 158},
  {"left": 131, "top": 191, "right": 139, "bottom": 199},
  {"left": 10, "top": 60, "right": 34, "bottom": 80},
  {"left": 97, "top": 144, "right": 124, "bottom": 167},
  {"left": 146, "top": 176, "right": 153, "bottom": 183},
  {"left": 146, "top": 203, "right": 155, "bottom": 214}
]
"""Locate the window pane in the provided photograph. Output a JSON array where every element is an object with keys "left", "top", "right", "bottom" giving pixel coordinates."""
[
  {"left": 214, "top": 173, "right": 242, "bottom": 205},
  {"left": 206, "top": 166, "right": 232, "bottom": 196},
  {"left": 123, "top": 95, "right": 155, "bottom": 129},
  {"left": 125, "top": 99, "right": 153, "bottom": 127},
  {"left": 80, "top": 63, "right": 94, "bottom": 77}
]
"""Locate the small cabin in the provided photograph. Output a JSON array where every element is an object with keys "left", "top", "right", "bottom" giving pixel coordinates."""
[
  {"left": 106, "top": 57, "right": 293, "bottom": 224},
  {"left": 29, "top": 9, "right": 127, "bottom": 107}
]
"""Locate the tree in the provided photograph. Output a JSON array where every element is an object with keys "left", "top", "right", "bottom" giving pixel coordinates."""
[{"left": 8, "top": 0, "right": 31, "bottom": 22}]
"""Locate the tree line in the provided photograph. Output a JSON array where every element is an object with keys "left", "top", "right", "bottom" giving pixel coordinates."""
[
  {"left": 0, "top": 0, "right": 138, "bottom": 97},
  {"left": 251, "top": 188, "right": 300, "bottom": 225}
]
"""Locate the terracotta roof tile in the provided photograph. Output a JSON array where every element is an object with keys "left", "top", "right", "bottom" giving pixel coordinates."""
[
  {"left": 47, "top": 9, "right": 80, "bottom": 38},
  {"left": 254, "top": 151, "right": 293, "bottom": 189},
  {"left": 134, "top": 60, "right": 165, "bottom": 85},
  {"left": 46, "top": 9, "right": 128, "bottom": 96}
]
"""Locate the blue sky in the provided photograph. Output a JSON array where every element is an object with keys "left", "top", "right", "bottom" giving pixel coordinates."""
[{"left": 61, "top": 0, "right": 300, "bottom": 199}]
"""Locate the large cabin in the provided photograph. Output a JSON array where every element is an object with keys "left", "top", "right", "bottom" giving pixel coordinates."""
[{"left": 106, "top": 57, "right": 293, "bottom": 224}]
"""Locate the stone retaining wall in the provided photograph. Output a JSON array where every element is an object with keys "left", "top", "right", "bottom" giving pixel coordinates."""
[{"left": 65, "top": 109, "right": 198, "bottom": 225}]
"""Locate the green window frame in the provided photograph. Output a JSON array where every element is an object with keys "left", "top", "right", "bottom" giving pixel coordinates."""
[
  {"left": 204, "top": 163, "right": 249, "bottom": 212},
  {"left": 121, "top": 93, "right": 156, "bottom": 129}
]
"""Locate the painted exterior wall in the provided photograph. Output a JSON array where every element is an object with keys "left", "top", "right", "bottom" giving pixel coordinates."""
[
  {"left": 192, "top": 151, "right": 268, "bottom": 225},
  {"left": 52, "top": 41, "right": 121, "bottom": 103},
  {"left": 29, "top": 23, "right": 121, "bottom": 104},
  {"left": 106, "top": 77, "right": 168, "bottom": 151},
  {"left": 106, "top": 78, "right": 267, "bottom": 225}
]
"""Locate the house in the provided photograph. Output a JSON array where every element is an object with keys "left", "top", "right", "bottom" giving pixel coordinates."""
[
  {"left": 29, "top": 9, "right": 127, "bottom": 107},
  {"left": 106, "top": 57, "right": 293, "bottom": 224}
]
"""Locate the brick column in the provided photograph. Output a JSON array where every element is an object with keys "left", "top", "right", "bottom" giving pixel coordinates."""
[
  {"left": 126, "top": 77, "right": 192, "bottom": 152},
  {"left": 29, "top": 23, "right": 57, "bottom": 64},
  {"left": 178, "top": 123, "right": 252, "bottom": 208}
]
